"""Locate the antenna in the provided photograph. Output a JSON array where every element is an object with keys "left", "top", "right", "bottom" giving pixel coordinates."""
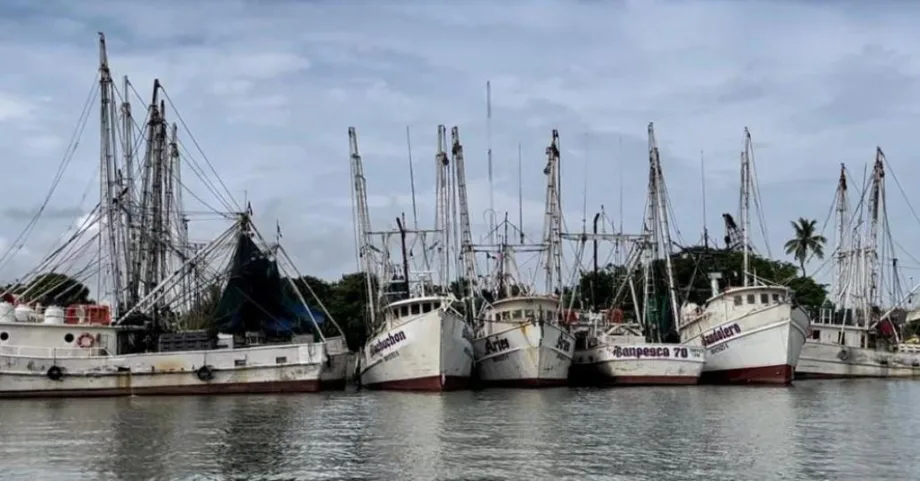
[
  {"left": 701, "top": 149, "right": 709, "bottom": 247},
  {"left": 618, "top": 135, "right": 624, "bottom": 234},
  {"left": 518, "top": 142, "right": 524, "bottom": 244},
  {"left": 487, "top": 81, "right": 496, "bottom": 245},
  {"left": 582, "top": 132, "right": 589, "bottom": 231},
  {"left": 406, "top": 126, "right": 419, "bottom": 229}
]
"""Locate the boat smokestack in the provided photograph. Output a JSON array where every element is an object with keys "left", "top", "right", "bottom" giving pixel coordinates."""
[{"left": 708, "top": 272, "right": 723, "bottom": 298}]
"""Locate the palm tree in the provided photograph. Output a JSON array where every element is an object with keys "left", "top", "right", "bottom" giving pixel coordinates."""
[{"left": 784, "top": 218, "right": 826, "bottom": 277}]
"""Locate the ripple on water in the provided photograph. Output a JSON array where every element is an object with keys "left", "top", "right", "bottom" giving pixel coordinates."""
[{"left": 0, "top": 381, "right": 917, "bottom": 480}]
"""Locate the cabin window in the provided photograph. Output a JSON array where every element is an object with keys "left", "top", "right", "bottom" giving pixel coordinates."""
[
  {"left": 0, "top": 332, "right": 7, "bottom": 341},
  {"left": 64, "top": 333, "right": 74, "bottom": 343},
  {"left": 547, "top": 311, "right": 555, "bottom": 320},
  {"left": 400, "top": 306, "right": 409, "bottom": 317},
  {"left": 234, "top": 359, "right": 247, "bottom": 367},
  {"left": 772, "top": 294, "right": 779, "bottom": 303},
  {"left": 746, "top": 295, "right": 755, "bottom": 304},
  {"left": 411, "top": 303, "right": 420, "bottom": 315},
  {"left": 512, "top": 310, "right": 523, "bottom": 319},
  {"left": 861, "top": 335, "right": 866, "bottom": 348},
  {"left": 760, "top": 294, "right": 769, "bottom": 304},
  {"left": 524, "top": 309, "right": 535, "bottom": 319},
  {"left": 275, "top": 356, "right": 287, "bottom": 364},
  {"left": 733, "top": 296, "right": 742, "bottom": 306},
  {"left": 811, "top": 330, "right": 820, "bottom": 340},
  {"left": 421, "top": 303, "right": 432, "bottom": 314},
  {"left": 837, "top": 332, "right": 846, "bottom": 345}
]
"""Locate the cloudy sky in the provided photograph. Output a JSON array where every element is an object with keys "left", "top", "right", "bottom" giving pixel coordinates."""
[{"left": 1, "top": 0, "right": 919, "bottom": 301}]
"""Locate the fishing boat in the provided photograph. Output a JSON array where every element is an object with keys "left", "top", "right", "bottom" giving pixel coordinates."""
[
  {"left": 568, "top": 124, "right": 704, "bottom": 386},
  {"left": 470, "top": 131, "right": 575, "bottom": 388},
  {"left": 349, "top": 126, "right": 473, "bottom": 391},
  {"left": 0, "top": 213, "right": 351, "bottom": 397},
  {"left": 796, "top": 154, "right": 920, "bottom": 379},
  {"left": 0, "top": 34, "right": 351, "bottom": 398},
  {"left": 677, "top": 128, "right": 809, "bottom": 385}
]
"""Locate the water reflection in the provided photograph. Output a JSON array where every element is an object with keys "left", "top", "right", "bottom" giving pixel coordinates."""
[{"left": 0, "top": 382, "right": 917, "bottom": 481}]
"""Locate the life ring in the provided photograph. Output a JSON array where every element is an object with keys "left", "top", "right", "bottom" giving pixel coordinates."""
[
  {"left": 837, "top": 349, "right": 850, "bottom": 361},
  {"left": 196, "top": 365, "right": 214, "bottom": 382},
  {"left": 76, "top": 333, "right": 95, "bottom": 349},
  {"left": 47, "top": 365, "right": 63, "bottom": 381}
]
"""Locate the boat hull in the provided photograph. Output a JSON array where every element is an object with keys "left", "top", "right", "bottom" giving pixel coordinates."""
[
  {"left": 795, "top": 342, "right": 920, "bottom": 379},
  {"left": 570, "top": 343, "right": 704, "bottom": 386},
  {"left": 360, "top": 309, "right": 473, "bottom": 391},
  {"left": 318, "top": 336, "right": 353, "bottom": 390},
  {"left": 474, "top": 321, "right": 574, "bottom": 388},
  {"left": 683, "top": 304, "right": 809, "bottom": 385},
  {"left": 0, "top": 342, "right": 328, "bottom": 398}
]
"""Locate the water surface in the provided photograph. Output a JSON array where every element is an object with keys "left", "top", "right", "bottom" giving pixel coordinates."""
[{"left": 0, "top": 380, "right": 915, "bottom": 480}]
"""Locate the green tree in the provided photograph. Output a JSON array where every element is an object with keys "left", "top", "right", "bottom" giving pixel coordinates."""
[{"left": 783, "top": 218, "right": 826, "bottom": 277}]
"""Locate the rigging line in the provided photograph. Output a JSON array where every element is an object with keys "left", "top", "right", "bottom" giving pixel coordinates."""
[
  {"left": 0, "top": 76, "right": 100, "bottom": 272},
  {"left": 124, "top": 81, "right": 235, "bottom": 214},
  {"left": 880, "top": 154, "right": 920, "bottom": 231},
  {"left": 160, "top": 87, "right": 241, "bottom": 212}
]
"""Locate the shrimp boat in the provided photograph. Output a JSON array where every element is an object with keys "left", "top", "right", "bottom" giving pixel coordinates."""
[
  {"left": 0, "top": 34, "right": 351, "bottom": 398},
  {"left": 796, "top": 154, "right": 920, "bottom": 379},
  {"left": 349, "top": 127, "right": 473, "bottom": 391},
  {"left": 568, "top": 125, "right": 704, "bottom": 385},
  {"left": 677, "top": 129, "right": 809, "bottom": 385},
  {"left": 470, "top": 131, "right": 575, "bottom": 388}
]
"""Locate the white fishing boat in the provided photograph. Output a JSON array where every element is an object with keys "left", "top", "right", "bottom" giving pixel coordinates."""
[
  {"left": 0, "top": 214, "right": 350, "bottom": 398},
  {"left": 568, "top": 125, "right": 704, "bottom": 386},
  {"left": 571, "top": 312, "right": 705, "bottom": 385},
  {"left": 796, "top": 154, "right": 920, "bottom": 379},
  {"left": 0, "top": 34, "right": 351, "bottom": 398},
  {"left": 349, "top": 126, "right": 473, "bottom": 391},
  {"left": 360, "top": 295, "right": 473, "bottom": 390},
  {"left": 678, "top": 128, "right": 809, "bottom": 385},
  {"left": 470, "top": 131, "right": 574, "bottom": 388},
  {"left": 474, "top": 296, "right": 573, "bottom": 387}
]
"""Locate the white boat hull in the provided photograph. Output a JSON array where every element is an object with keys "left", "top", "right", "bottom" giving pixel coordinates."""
[
  {"left": 796, "top": 342, "right": 920, "bottom": 379},
  {"left": 571, "top": 343, "right": 705, "bottom": 386},
  {"left": 474, "top": 321, "right": 574, "bottom": 387},
  {"left": 0, "top": 342, "right": 328, "bottom": 398},
  {"left": 682, "top": 304, "right": 809, "bottom": 384},
  {"left": 360, "top": 309, "right": 473, "bottom": 391}
]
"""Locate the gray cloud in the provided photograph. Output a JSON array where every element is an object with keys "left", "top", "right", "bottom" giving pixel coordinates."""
[{"left": 0, "top": 0, "right": 919, "bottom": 295}]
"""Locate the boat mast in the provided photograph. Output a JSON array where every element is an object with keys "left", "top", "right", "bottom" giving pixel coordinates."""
[
  {"left": 542, "top": 130, "right": 563, "bottom": 295},
  {"left": 648, "top": 123, "right": 680, "bottom": 329},
  {"left": 97, "top": 33, "right": 125, "bottom": 315},
  {"left": 833, "top": 164, "right": 850, "bottom": 311},
  {"left": 435, "top": 125, "right": 452, "bottom": 288},
  {"left": 348, "top": 127, "right": 377, "bottom": 328},
  {"left": 866, "top": 149, "right": 885, "bottom": 312},
  {"left": 740, "top": 128, "right": 752, "bottom": 287},
  {"left": 451, "top": 127, "right": 477, "bottom": 299}
]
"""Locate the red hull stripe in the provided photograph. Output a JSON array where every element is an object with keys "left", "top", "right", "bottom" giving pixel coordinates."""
[
  {"left": 0, "top": 379, "right": 326, "bottom": 399},
  {"left": 362, "top": 375, "right": 469, "bottom": 392},
  {"left": 700, "top": 364, "right": 793, "bottom": 385},
  {"left": 477, "top": 378, "right": 569, "bottom": 389}
]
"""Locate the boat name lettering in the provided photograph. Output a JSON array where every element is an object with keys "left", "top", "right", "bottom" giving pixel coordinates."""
[
  {"left": 612, "top": 346, "right": 670, "bottom": 358},
  {"left": 370, "top": 331, "right": 407, "bottom": 356},
  {"left": 702, "top": 323, "right": 741, "bottom": 347},
  {"left": 555, "top": 335, "right": 572, "bottom": 353},
  {"left": 485, "top": 337, "right": 511, "bottom": 355}
]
